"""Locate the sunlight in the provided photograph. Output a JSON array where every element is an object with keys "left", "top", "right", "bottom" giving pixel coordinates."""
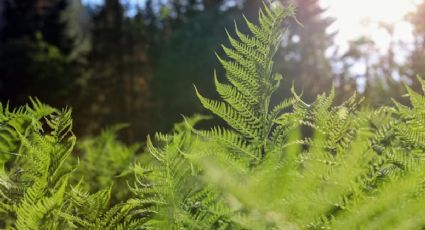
[{"left": 321, "top": 0, "right": 421, "bottom": 50}]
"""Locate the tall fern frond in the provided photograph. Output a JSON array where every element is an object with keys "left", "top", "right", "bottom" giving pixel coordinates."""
[{"left": 195, "top": 2, "right": 297, "bottom": 165}]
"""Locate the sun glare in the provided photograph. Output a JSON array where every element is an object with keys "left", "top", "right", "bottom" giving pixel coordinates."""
[{"left": 321, "top": 0, "right": 421, "bottom": 51}]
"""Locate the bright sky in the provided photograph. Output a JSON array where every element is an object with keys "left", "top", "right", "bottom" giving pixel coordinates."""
[
  {"left": 319, "top": 0, "right": 424, "bottom": 90},
  {"left": 321, "top": 0, "right": 421, "bottom": 53}
]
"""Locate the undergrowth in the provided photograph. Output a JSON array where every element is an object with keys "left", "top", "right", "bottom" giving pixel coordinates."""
[{"left": 1, "top": 1, "right": 425, "bottom": 229}]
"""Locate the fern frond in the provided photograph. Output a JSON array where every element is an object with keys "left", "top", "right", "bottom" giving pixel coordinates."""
[
  {"left": 195, "top": 2, "right": 296, "bottom": 166},
  {"left": 16, "top": 176, "right": 68, "bottom": 230},
  {"left": 195, "top": 88, "right": 260, "bottom": 139}
]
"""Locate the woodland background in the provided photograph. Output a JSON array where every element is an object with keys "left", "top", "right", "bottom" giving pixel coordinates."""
[{"left": 1, "top": 0, "right": 425, "bottom": 141}]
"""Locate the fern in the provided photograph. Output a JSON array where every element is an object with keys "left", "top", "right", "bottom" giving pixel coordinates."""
[
  {"left": 0, "top": 101, "right": 75, "bottom": 229},
  {"left": 1, "top": 1, "right": 425, "bottom": 229},
  {"left": 125, "top": 116, "right": 234, "bottom": 229},
  {"left": 189, "top": 2, "right": 425, "bottom": 229},
  {"left": 195, "top": 2, "right": 297, "bottom": 165},
  {"left": 67, "top": 125, "right": 140, "bottom": 203},
  {"left": 0, "top": 98, "right": 54, "bottom": 173}
]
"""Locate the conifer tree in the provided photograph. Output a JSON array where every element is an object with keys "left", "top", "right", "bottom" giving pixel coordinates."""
[{"left": 80, "top": 0, "right": 153, "bottom": 141}]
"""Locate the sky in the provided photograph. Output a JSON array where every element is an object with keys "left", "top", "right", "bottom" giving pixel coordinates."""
[
  {"left": 318, "top": 0, "right": 423, "bottom": 89},
  {"left": 321, "top": 0, "right": 421, "bottom": 54}
]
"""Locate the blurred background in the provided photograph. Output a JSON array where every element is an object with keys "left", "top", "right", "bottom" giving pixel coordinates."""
[{"left": 0, "top": 0, "right": 424, "bottom": 142}]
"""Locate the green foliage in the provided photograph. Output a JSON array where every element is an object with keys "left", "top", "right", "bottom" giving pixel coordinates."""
[
  {"left": 127, "top": 116, "right": 233, "bottom": 229},
  {"left": 2, "top": 2, "right": 425, "bottom": 229},
  {"left": 0, "top": 99, "right": 74, "bottom": 229},
  {"left": 67, "top": 125, "right": 140, "bottom": 203},
  {"left": 195, "top": 2, "right": 297, "bottom": 166}
]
